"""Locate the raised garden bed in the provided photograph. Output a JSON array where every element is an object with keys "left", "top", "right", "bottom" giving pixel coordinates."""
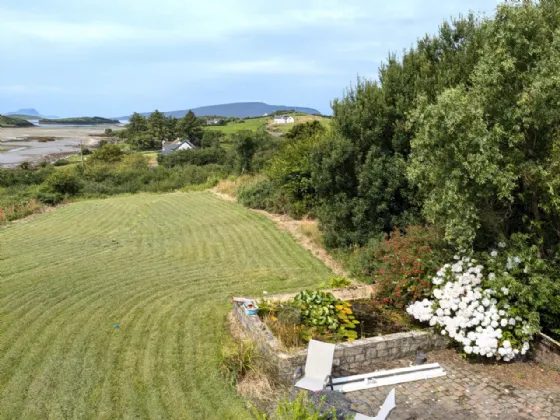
[
  {"left": 260, "top": 298, "right": 423, "bottom": 350},
  {"left": 231, "top": 286, "right": 450, "bottom": 385}
]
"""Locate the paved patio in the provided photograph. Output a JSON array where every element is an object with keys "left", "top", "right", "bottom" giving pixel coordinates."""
[{"left": 341, "top": 350, "right": 560, "bottom": 420}]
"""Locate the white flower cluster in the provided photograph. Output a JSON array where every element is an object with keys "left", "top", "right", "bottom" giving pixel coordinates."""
[{"left": 406, "top": 257, "right": 531, "bottom": 362}]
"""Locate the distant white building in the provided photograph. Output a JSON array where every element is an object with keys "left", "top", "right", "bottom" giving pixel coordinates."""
[
  {"left": 273, "top": 115, "right": 295, "bottom": 124},
  {"left": 206, "top": 118, "right": 223, "bottom": 125}
]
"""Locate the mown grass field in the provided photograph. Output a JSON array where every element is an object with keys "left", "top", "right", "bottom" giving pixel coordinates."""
[
  {"left": 0, "top": 192, "right": 333, "bottom": 419},
  {"left": 204, "top": 117, "right": 269, "bottom": 135}
]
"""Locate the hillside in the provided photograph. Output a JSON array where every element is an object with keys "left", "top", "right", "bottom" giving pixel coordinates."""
[
  {"left": 118, "top": 102, "right": 322, "bottom": 119},
  {"left": 39, "top": 116, "right": 119, "bottom": 125},
  {"left": 0, "top": 115, "right": 34, "bottom": 127}
]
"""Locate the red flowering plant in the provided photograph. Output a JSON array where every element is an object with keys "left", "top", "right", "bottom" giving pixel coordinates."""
[{"left": 356, "top": 226, "right": 447, "bottom": 309}]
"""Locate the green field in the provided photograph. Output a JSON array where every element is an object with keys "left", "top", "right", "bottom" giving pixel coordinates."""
[
  {"left": 0, "top": 192, "right": 332, "bottom": 419},
  {"left": 204, "top": 117, "right": 269, "bottom": 135}
]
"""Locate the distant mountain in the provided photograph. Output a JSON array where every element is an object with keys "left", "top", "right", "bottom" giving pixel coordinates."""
[
  {"left": 7, "top": 108, "right": 40, "bottom": 116},
  {"left": 5, "top": 108, "right": 58, "bottom": 119},
  {"left": 117, "top": 102, "right": 322, "bottom": 120}
]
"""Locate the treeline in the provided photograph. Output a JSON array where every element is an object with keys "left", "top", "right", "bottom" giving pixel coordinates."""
[
  {"left": 118, "top": 110, "right": 204, "bottom": 150},
  {"left": 232, "top": 1, "right": 560, "bottom": 338}
]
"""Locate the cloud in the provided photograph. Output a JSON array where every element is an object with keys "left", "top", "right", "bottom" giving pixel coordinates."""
[{"left": 0, "top": 0, "right": 498, "bottom": 116}]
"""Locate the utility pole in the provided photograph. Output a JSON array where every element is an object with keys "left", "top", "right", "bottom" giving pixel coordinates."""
[{"left": 80, "top": 139, "right": 84, "bottom": 170}]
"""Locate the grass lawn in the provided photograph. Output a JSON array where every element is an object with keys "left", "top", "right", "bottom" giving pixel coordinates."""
[
  {"left": 269, "top": 115, "right": 331, "bottom": 133},
  {"left": 0, "top": 192, "right": 332, "bottom": 419},
  {"left": 204, "top": 117, "right": 269, "bottom": 135}
]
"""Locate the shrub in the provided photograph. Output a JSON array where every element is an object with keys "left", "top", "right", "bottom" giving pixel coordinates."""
[
  {"left": 158, "top": 147, "right": 226, "bottom": 167},
  {"left": 319, "top": 276, "right": 351, "bottom": 290},
  {"left": 237, "top": 177, "right": 285, "bottom": 213},
  {"left": 53, "top": 159, "right": 70, "bottom": 167},
  {"left": 251, "top": 392, "right": 336, "bottom": 420},
  {"left": 356, "top": 226, "right": 446, "bottom": 309},
  {"left": 407, "top": 255, "right": 536, "bottom": 361},
  {"left": 219, "top": 340, "right": 262, "bottom": 386},
  {"left": 90, "top": 144, "right": 124, "bottom": 163},
  {"left": 480, "top": 237, "right": 560, "bottom": 340},
  {"left": 43, "top": 168, "right": 83, "bottom": 196}
]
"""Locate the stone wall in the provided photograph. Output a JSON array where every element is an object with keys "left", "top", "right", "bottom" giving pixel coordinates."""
[
  {"left": 232, "top": 292, "right": 449, "bottom": 385},
  {"left": 534, "top": 333, "right": 560, "bottom": 369}
]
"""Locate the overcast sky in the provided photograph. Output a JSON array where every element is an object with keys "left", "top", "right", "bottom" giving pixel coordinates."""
[{"left": 0, "top": 0, "right": 497, "bottom": 117}]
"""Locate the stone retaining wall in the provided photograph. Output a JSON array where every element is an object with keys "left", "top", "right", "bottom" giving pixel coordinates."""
[
  {"left": 535, "top": 333, "right": 560, "bottom": 369},
  {"left": 232, "top": 288, "right": 449, "bottom": 385}
]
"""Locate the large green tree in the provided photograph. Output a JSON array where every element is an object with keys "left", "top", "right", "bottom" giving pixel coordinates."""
[
  {"left": 312, "top": 14, "right": 484, "bottom": 247},
  {"left": 128, "top": 112, "right": 147, "bottom": 135},
  {"left": 408, "top": 0, "right": 560, "bottom": 254},
  {"left": 178, "top": 110, "right": 203, "bottom": 146},
  {"left": 147, "top": 110, "right": 166, "bottom": 144}
]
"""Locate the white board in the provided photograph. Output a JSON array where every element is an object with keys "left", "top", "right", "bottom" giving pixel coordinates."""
[{"left": 332, "top": 363, "right": 446, "bottom": 393}]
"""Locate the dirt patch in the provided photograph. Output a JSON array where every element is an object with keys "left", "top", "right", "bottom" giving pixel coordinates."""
[
  {"left": 211, "top": 188, "right": 350, "bottom": 279},
  {"left": 351, "top": 299, "right": 422, "bottom": 338}
]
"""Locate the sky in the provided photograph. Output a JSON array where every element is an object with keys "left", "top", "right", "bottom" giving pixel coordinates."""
[{"left": 0, "top": 0, "right": 498, "bottom": 117}]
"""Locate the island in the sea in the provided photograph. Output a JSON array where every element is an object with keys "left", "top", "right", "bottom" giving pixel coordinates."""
[
  {"left": 0, "top": 115, "right": 34, "bottom": 127},
  {"left": 38, "top": 116, "right": 120, "bottom": 125}
]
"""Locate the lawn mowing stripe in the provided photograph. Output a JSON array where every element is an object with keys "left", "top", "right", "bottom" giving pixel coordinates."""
[{"left": 0, "top": 192, "right": 333, "bottom": 419}]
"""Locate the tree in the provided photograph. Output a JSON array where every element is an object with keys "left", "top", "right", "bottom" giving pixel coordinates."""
[
  {"left": 408, "top": 0, "right": 560, "bottom": 254},
  {"left": 177, "top": 110, "right": 203, "bottom": 146},
  {"left": 89, "top": 144, "right": 125, "bottom": 163},
  {"left": 147, "top": 110, "right": 166, "bottom": 147},
  {"left": 201, "top": 130, "right": 224, "bottom": 148},
  {"left": 232, "top": 130, "right": 258, "bottom": 174},
  {"left": 310, "top": 13, "right": 484, "bottom": 247},
  {"left": 128, "top": 112, "right": 147, "bottom": 135},
  {"left": 164, "top": 116, "right": 178, "bottom": 142}
]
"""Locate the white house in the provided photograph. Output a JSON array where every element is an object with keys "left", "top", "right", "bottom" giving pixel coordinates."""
[
  {"left": 273, "top": 115, "right": 295, "bottom": 124},
  {"left": 161, "top": 139, "right": 197, "bottom": 155}
]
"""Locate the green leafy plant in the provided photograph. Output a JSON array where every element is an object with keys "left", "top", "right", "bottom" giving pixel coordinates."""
[
  {"left": 219, "top": 340, "right": 262, "bottom": 386},
  {"left": 319, "top": 276, "right": 351, "bottom": 290},
  {"left": 251, "top": 392, "right": 337, "bottom": 420},
  {"left": 294, "top": 290, "right": 359, "bottom": 341},
  {"left": 359, "top": 226, "right": 446, "bottom": 309}
]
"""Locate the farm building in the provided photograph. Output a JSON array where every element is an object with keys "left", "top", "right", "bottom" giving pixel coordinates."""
[{"left": 273, "top": 115, "right": 295, "bottom": 124}]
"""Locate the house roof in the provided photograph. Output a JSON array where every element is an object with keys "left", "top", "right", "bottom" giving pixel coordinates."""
[
  {"left": 274, "top": 115, "right": 292, "bottom": 120},
  {"left": 161, "top": 139, "right": 197, "bottom": 155}
]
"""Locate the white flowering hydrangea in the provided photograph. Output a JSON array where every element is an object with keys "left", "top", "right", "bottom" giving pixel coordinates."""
[{"left": 406, "top": 256, "right": 532, "bottom": 361}]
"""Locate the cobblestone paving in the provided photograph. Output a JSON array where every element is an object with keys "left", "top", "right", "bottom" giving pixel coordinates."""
[{"left": 340, "top": 354, "right": 560, "bottom": 419}]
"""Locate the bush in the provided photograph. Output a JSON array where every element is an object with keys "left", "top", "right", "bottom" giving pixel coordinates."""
[
  {"left": 480, "top": 237, "right": 560, "bottom": 340},
  {"left": 237, "top": 177, "right": 285, "bottom": 212},
  {"left": 353, "top": 226, "right": 446, "bottom": 309},
  {"left": 53, "top": 159, "right": 70, "bottom": 167},
  {"left": 158, "top": 147, "right": 226, "bottom": 167},
  {"left": 43, "top": 168, "right": 83, "bottom": 196},
  {"left": 219, "top": 340, "right": 262, "bottom": 386},
  {"left": 90, "top": 144, "right": 124, "bottom": 163},
  {"left": 407, "top": 255, "right": 536, "bottom": 361},
  {"left": 252, "top": 392, "right": 336, "bottom": 420}
]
